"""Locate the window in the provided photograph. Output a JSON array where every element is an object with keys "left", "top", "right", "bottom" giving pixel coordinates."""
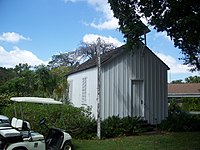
[{"left": 82, "top": 77, "right": 87, "bottom": 105}]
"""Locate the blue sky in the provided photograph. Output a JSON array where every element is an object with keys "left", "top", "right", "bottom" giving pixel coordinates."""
[{"left": 0, "top": 0, "right": 199, "bottom": 82}]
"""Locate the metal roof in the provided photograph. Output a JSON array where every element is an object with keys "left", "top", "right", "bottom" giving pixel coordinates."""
[
  {"left": 168, "top": 83, "right": 200, "bottom": 98},
  {"left": 67, "top": 44, "right": 169, "bottom": 76},
  {"left": 66, "top": 45, "right": 126, "bottom": 76}
]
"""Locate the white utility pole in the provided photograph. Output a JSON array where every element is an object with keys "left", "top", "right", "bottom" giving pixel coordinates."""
[{"left": 96, "top": 37, "right": 101, "bottom": 139}]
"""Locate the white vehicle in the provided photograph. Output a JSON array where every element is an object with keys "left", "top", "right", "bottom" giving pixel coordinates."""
[
  {"left": 0, "top": 97, "right": 73, "bottom": 150},
  {"left": 0, "top": 115, "right": 10, "bottom": 127}
]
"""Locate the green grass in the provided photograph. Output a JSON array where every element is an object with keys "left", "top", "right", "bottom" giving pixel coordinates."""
[{"left": 73, "top": 132, "right": 200, "bottom": 150}]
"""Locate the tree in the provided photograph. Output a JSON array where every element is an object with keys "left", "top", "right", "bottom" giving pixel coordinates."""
[
  {"left": 185, "top": 76, "right": 200, "bottom": 83},
  {"left": 170, "top": 75, "right": 200, "bottom": 83},
  {"left": 0, "top": 64, "right": 36, "bottom": 97},
  {"left": 48, "top": 38, "right": 116, "bottom": 68},
  {"left": 0, "top": 67, "right": 15, "bottom": 84},
  {"left": 108, "top": 0, "right": 200, "bottom": 71},
  {"left": 51, "top": 66, "right": 69, "bottom": 102},
  {"left": 14, "top": 63, "right": 30, "bottom": 77},
  {"left": 170, "top": 79, "right": 183, "bottom": 84},
  {"left": 0, "top": 63, "right": 71, "bottom": 101},
  {"left": 35, "top": 65, "right": 56, "bottom": 97},
  {"left": 48, "top": 52, "right": 79, "bottom": 68},
  {"left": 77, "top": 39, "right": 116, "bottom": 59}
]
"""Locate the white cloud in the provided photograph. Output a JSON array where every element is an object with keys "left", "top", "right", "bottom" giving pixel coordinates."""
[
  {"left": 156, "top": 52, "right": 200, "bottom": 82},
  {"left": 0, "top": 32, "right": 31, "bottom": 43},
  {"left": 155, "top": 52, "right": 193, "bottom": 74},
  {"left": 86, "top": 0, "right": 119, "bottom": 30},
  {"left": 154, "top": 31, "right": 172, "bottom": 42},
  {"left": 64, "top": 0, "right": 119, "bottom": 30},
  {"left": 90, "top": 17, "right": 119, "bottom": 30},
  {"left": 66, "top": 0, "right": 150, "bottom": 30},
  {"left": 83, "top": 34, "right": 123, "bottom": 47},
  {"left": 0, "top": 46, "right": 47, "bottom": 68}
]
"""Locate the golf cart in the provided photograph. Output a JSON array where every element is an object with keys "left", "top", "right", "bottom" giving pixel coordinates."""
[
  {"left": 0, "top": 97, "right": 73, "bottom": 150},
  {"left": 0, "top": 115, "right": 10, "bottom": 128}
]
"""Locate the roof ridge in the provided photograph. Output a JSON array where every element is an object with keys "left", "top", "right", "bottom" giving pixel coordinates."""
[{"left": 67, "top": 45, "right": 126, "bottom": 76}]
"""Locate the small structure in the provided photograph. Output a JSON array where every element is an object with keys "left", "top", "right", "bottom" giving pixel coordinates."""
[
  {"left": 168, "top": 83, "right": 200, "bottom": 98},
  {"left": 67, "top": 45, "right": 169, "bottom": 124},
  {"left": 168, "top": 83, "right": 200, "bottom": 114}
]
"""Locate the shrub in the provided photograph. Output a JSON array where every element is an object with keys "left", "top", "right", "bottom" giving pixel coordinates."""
[
  {"left": 1, "top": 103, "right": 96, "bottom": 139},
  {"left": 101, "top": 116, "right": 123, "bottom": 138},
  {"left": 101, "top": 116, "right": 143, "bottom": 138},
  {"left": 2, "top": 104, "right": 148, "bottom": 139},
  {"left": 181, "top": 97, "right": 200, "bottom": 111},
  {"left": 0, "top": 94, "right": 11, "bottom": 106},
  {"left": 160, "top": 111, "right": 190, "bottom": 131},
  {"left": 189, "top": 115, "right": 200, "bottom": 131},
  {"left": 160, "top": 111, "right": 200, "bottom": 132},
  {"left": 120, "top": 116, "right": 142, "bottom": 135}
]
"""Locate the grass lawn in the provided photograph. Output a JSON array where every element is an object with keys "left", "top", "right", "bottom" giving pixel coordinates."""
[{"left": 73, "top": 132, "right": 200, "bottom": 150}]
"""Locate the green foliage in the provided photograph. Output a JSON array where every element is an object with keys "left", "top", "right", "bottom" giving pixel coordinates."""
[
  {"left": 120, "top": 116, "right": 143, "bottom": 135},
  {"left": 170, "top": 79, "right": 183, "bottom": 84},
  {"left": 182, "top": 98, "right": 200, "bottom": 111},
  {"left": 0, "top": 96, "right": 9, "bottom": 114},
  {"left": 0, "top": 63, "right": 71, "bottom": 102},
  {"left": 160, "top": 111, "right": 200, "bottom": 132},
  {"left": 169, "top": 97, "right": 200, "bottom": 112},
  {"left": 0, "top": 67, "right": 15, "bottom": 84},
  {"left": 168, "top": 100, "right": 182, "bottom": 113},
  {"left": 35, "top": 65, "right": 56, "bottom": 97},
  {"left": 0, "top": 94, "right": 12, "bottom": 106},
  {"left": 59, "top": 106, "right": 97, "bottom": 139},
  {"left": 101, "top": 116, "right": 143, "bottom": 138},
  {"left": 51, "top": 66, "right": 69, "bottom": 102},
  {"left": 1, "top": 103, "right": 147, "bottom": 139},
  {"left": 108, "top": 0, "right": 146, "bottom": 48},
  {"left": 1, "top": 103, "right": 95, "bottom": 139},
  {"left": 101, "top": 116, "right": 123, "bottom": 138},
  {"left": 109, "top": 0, "right": 200, "bottom": 71},
  {"left": 48, "top": 52, "right": 78, "bottom": 68},
  {"left": 185, "top": 75, "right": 200, "bottom": 83},
  {"left": 160, "top": 111, "right": 191, "bottom": 132},
  {"left": 0, "top": 64, "right": 37, "bottom": 97},
  {"left": 170, "top": 75, "right": 200, "bottom": 83}
]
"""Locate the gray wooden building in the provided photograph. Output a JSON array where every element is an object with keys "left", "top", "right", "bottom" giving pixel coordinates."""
[{"left": 67, "top": 44, "right": 169, "bottom": 124}]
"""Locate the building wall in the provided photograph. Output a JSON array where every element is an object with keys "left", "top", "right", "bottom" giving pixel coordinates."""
[
  {"left": 143, "top": 48, "right": 168, "bottom": 124},
  {"left": 101, "top": 47, "right": 168, "bottom": 124},
  {"left": 67, "top": 67, "right": 98, "bottom": 118},
  {"left": 67, "top": 47, "right": 168, "bottom": 124}
]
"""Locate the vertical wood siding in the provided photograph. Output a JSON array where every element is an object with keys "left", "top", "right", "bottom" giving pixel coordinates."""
[
  {"left": 67, "top": 68, "right": 98, "bottom": 118},
  {"left": 68, "top": 47, "right": 168, "bottom": 124},
  {"left": 101, "top": 47, "right": 168, "bottom": 124}
]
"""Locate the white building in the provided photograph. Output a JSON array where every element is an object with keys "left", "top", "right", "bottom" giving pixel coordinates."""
[{"left": 67, "top": 45, "right": 169, "bottom": 124}]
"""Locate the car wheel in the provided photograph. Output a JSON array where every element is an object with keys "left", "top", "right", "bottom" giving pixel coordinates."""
[{"left": 62, "top": 141, "right": 73, "bottom": 150}]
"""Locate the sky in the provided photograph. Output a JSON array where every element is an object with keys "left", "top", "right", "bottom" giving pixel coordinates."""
[{"left": 0, "top": 0, "right": 199, "bottom": 82}]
